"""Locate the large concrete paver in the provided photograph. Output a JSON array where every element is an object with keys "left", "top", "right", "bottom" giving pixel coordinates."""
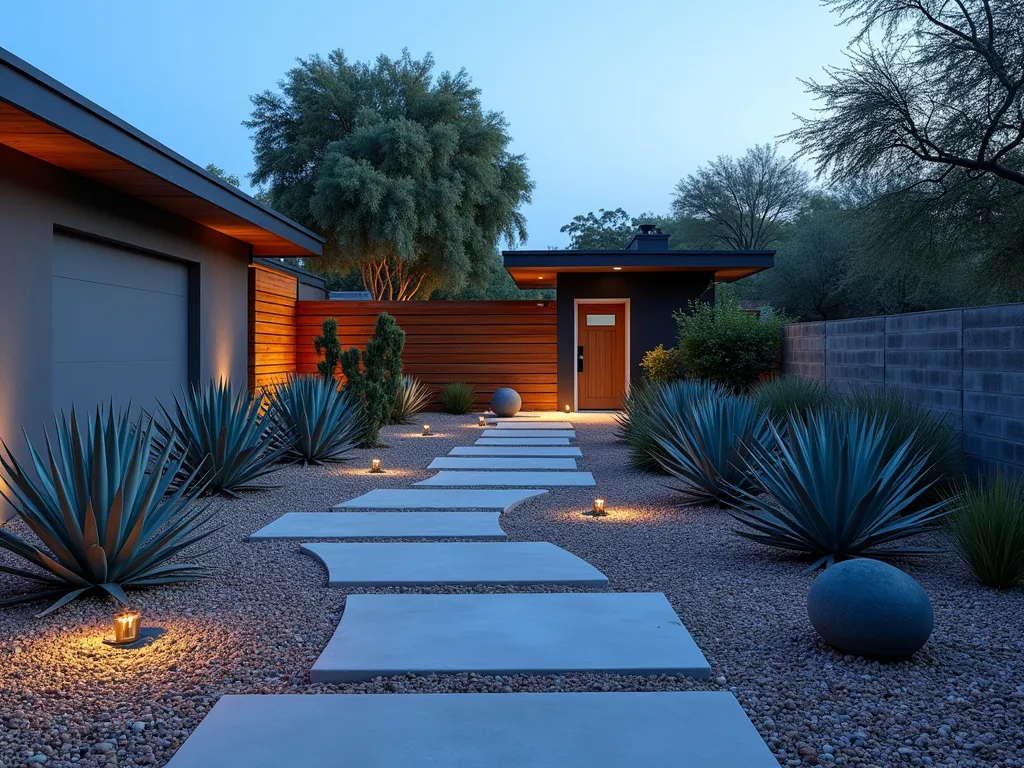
[
  {"left": 482, "top": 429, "right": 576, "bottom": 439},
  {"left": 488, "top": 421, "right": 574, "bottom": 430},
  {"left": 427, "top": 457, "right": 577, "bottom": 470},
  {"left": 249, "top": 512, "right": 506, "bottom": 540},
  {"left": 416, "top": 471, "right": 595, "bottom": 487},
  {"left": 334, "top": 489, "right": 547, "bottom": 511},
  {"left": 166, "top": 692, "right": 778, "bottom": 767},
  {"left": 311, "top": 592, "right": 711, "bottom": 682},
  {"left": 476, "top": 438, "right": 570, "bottom": 446},
  {"left": 301, "top": 542, "right": 608, "bottom": 587},
  {"left": 450, "top": 446, "right": 582, "bottom": 457}
]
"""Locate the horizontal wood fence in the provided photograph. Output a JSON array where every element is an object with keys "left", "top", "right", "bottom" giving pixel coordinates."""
[
  {"left": 294, "top": 300, "right": 558, "bottom": 410},
  {"left": 249, "top": 264, "right": 299, "bottom": 389}
]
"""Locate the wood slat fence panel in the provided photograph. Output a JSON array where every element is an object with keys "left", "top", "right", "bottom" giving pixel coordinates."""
[
  {"left": 249, "top": 265, "right": 298, "bottom": 389},
  {"left": 294, "top": 300, "right": 558, "bottom": 410}
]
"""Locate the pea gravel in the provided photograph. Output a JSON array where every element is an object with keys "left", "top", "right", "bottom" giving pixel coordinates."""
[{"left": 0, "top": 413, "right": 1022, "bottom": 767}]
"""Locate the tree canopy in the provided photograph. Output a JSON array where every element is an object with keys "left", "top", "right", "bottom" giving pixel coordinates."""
[
  {"left": 246, "top": 49, "right": 534, "bottom": 300},
  {"left": 205, "top": 163, "right": 240, "bottom": 187}
]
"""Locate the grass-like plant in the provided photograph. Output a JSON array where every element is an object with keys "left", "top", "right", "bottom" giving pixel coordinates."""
[
  {"left": 265, "top": 374, "right": 362, "bottom": 465},
  {"left": 392, "top": 375, "right": 432, "bottom": 424},
  {"left": 753, "top": 376, "right": 832, "bottom": 423},
  {"left": 653, "top": 390, "right": 772, "bottom": 506},
  {"left": 153, "top": 379, "right": 288, "bottom": 497},
  {"left": 948, "top": 473, "right": 1024, "bottom": 589},
  {"left": 728, "top": 409, "right": 950, "bottom": 571},
  {"left": 440, "top": 382, "right": 476, "bottom": 414},
  {"left": 0, "top": 406, "right": 218, "bottom": 615}
]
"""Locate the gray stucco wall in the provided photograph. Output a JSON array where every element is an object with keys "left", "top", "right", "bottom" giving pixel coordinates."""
[
  {"left": 0, "top": 144, "right": 251, "bottom": 518},
  {"left": 781, "top": 304, "right": 1024, "bottom": 476}
]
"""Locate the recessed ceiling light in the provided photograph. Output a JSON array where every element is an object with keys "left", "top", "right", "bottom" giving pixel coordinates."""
[{"left": 613, "top": 266, "right": 622, "bottom": 270}]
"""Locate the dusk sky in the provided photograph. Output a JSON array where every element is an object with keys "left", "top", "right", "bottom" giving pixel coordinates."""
[{"left": 3, "top": 0, "right": 852, "bottom": 248}]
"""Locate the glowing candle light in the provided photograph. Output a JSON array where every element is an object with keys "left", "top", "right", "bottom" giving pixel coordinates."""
[
  {"left": 112, "top": 609, "right": 141, "bottom": 645},
  {"left": 589, "top": 498, "right": 608, "bottom": 517},
  {"left": 422, "top": 424, "right": 432, "bottom": 436},
  {"left": 370, "top": 458, "right": 383, "bottom": 473}
]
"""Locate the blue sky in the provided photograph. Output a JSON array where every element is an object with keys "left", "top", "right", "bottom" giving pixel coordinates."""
[{"left": 3, "top": 0, "right": 851, "bottom": 248}]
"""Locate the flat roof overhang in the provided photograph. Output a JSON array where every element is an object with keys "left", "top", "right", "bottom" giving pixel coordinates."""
[
  {"left": 502, "top": 249, "right": 775, "bottom": 288},
  {"left": 0, "top": 47, "right": 324, "bottom": 257}
]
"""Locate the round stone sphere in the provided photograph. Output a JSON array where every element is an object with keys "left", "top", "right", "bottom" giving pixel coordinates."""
[
  {"left": 491, "top": 387, "right": 522, "bottom": 418},
  {"left": 807, "top": 559, "right": 933, "bottom": 660}
]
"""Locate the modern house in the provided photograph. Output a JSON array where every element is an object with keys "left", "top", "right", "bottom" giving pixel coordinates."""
[
  {"left": 503, "top": 228, "right": 774, "bottom": 410},
  {"left": 0, "top": 47, "right": 323, "bottom": 469}
]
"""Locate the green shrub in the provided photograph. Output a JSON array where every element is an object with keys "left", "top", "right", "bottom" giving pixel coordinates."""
[
  {"left": 754, "top": 376, "right": 832, "bottom": 423},
  {"left": 392, "top": 375, "right": 432, "bottom": 424},
  {"left": 616, "top": 378, "right": 725, "bottom": 473},
  {"left": 340, "top": 312, "right": 406, "bottom": 447},
  {"left": 841, "top": 387, "right": 962, "bottom": 490},
  {"left": 675, "top": 294, "right": 789, "bottom": 393},
  {"left": 653, "top": 390, "right": 772, "bottom": 506},
  {"left": 948, "top": 473, "right": 1024, "bottom": 589},
  {"left": 313, "top": 317, "right": 342, "bottom": 382},
  {"left": 265, "top": 374, "right": 362, "bottom": 464},
  {"left": 728, "top": 409, "right": 950, "bottom": 570},
  {"left": 440, "top": 382, "right": 476, "bottom": 414},
  {"left": 153, "top": 379, "right": 288, "bottom": 497},
  {"left": 0, "top": 405, "right": 218, "bottom": 615},
  {"left": 640, "top": 344, "right": 682, "bottom": 383}
]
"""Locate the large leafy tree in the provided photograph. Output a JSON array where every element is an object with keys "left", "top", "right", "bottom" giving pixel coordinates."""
[
  {"left": 790, "top": 0, "right": 1024, "bottom": 189},
  {"left": 671, "top": 144, "right": 810, "bottom": 250},
  {"left": 246, "top": 50, "right": 533, "bottom": 300},
  {"left": 560, "top": 208, "right": 634, "bottom": 250}
]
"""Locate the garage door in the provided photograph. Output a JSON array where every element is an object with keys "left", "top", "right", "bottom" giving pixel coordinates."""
[{"left": 52, "top": 233, "right": 189, "bottom": 416}]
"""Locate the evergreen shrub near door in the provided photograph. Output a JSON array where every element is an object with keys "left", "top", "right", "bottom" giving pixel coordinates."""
[{"left": 675, "top": 294, "right": 789, "bottom": 393}]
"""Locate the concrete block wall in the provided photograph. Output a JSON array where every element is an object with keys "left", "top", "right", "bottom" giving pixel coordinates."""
[{"left": 782, "top": 303, "right": 1024, "bottom": 477}]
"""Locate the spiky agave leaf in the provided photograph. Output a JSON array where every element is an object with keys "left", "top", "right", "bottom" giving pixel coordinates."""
[
  {"left": 753, "top": 376, "right": 832, "bottom": 423},
  {"left": 152, "top": 379, "right": 288, "bottom": 497},
  {"left": 727, "top": 408, "right": 950, "bottom": 571},
  {"left": 265, "top": 375, "right": 362, "bottom": 465},
  {"left": 0, "top": 405, "right": 218, "bottom": 615},
  {"left": 652, "top": 389, "right": 771, "bottom": 505},
  {"left": 391, "top": 375, "right": 432, "bottom": 424}
]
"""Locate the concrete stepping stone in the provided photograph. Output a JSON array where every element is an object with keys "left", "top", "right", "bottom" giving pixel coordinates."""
[
  {"left": 416, "top": 471, "right": 595, "bottom": 487},
  {"left": 334, "top": 488, "right": 547, "bottom": 511},
  {"left": 311, "top": 592, "right": 711, "bottom": 682},
  {"left": 427, "top": 457, "right": 577, "bottom": 470},
  {"left": 249, "top": 512, "right": 506, "bottom": 540},
  {"left": 476, "top": 437, "right": 570, "bottom": 446},
  {"left": 488, "top": 421, "right": 574, "bottom": 429},
  {"left": 301, "top": 542, "right": 608, "bottom": 587},
  {"left": 482, "top": 429, "right": 576, "bottom": 439},
  {"left": 451, "top": 445, "right": 582, "bottom": 457},
  {"left": 167, "top": 691, "right": 778, "bottom": 767}
]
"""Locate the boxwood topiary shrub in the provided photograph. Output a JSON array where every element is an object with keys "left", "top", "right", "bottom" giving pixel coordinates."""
[{"left": 675, "top": 294, "right": 789, "bottom": 393}]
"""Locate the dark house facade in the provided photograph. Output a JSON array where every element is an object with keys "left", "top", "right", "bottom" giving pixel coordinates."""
[{"left": 503, "top": 228, "right": 774, "bottom": 410}]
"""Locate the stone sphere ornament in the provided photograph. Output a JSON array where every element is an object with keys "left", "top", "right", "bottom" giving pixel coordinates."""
[
  {"left": 807, "top": 558, "right": 933, "bottom": 660},
  {"left": 491, "top": 387, "right": 522, "bottom": 418}
]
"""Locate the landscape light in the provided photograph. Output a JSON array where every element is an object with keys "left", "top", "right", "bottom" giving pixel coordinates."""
[
  {"left": 479, "top": 416, "right": 487, "bottom": 427},
  {"left": 111, "top": 608, "right": 141, "bottom": 645},
  {"left": 370, "top": 458, "right": 383, "bottom": 473},
  {"left": 565, "top": 404, "right": 571, "bottom": 413},
  {"left": 422, "top": 424, "right": 432, "bottom": 436},
  {"left": 589, "top": 498, "right": 608, "bottom": 517}
]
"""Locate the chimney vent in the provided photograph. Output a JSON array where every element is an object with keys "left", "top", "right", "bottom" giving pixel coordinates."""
[{"left": 626, "top": 224, "right": 670, "bottom": 251}]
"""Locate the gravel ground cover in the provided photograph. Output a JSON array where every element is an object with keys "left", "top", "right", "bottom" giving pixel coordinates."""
[{"left": 0, "top": 413, "right": 1022, "bottom": 767}]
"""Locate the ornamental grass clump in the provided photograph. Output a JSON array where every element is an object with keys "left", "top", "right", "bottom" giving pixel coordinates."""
[
  {"left": 440, "top": 382, "right": 476, "bottom": 414},
  {"left": 653, "top": 390, "right": 772, "bottom": 506},
  {"left": 948, "top": 473, "right": 1024, "bottom": 589},
  {"left": 153, "top": 379, "right": 288, "bottom": 497},
  {"left": 753, "top": 376, "right": 832, "bottom": 423},
  {"left": 727, "top": 408, "right": 950, "bottom": 571},
  {"left": 0, "top": 405, "right": 218, "bottom": 615},
  {"left": 265, "top": 374, "right": 362, "bottom": 465},
  {"left": 391, "top": 375, "right": 432, "bottom": 424}
]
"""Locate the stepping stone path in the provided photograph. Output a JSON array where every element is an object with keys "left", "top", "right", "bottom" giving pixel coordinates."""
[
  {"left": 335, "top": 488, "right": 546, "bottom": 511},
  {"left": 249, "top": 512, "right": 506, "bottom": 540},
  {"left": 450, "top": 445, "right": 582, "bottom": 457},
  {"left": 180, "top": 412, "right": 773, "bottom": 766},
  {"left": 301, "top": 542, "right": 608, "bottom": 588},
  {"left": 416, "top": 470, "right": 596, "bottom": 487},
  {"left": 427, "top": 456, "right": 577, "bottom": 470},
  {"left": 167, "top": 692, "right": 779, "bottom": 767},
  {"left": 311, "top": 592, "right": 710, "bottom": 682}
]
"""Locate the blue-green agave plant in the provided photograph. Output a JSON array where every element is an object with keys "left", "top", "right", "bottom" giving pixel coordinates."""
[
  {"left": 265, "top": 375, "right": 362, "bottom": 464},
  {"left": 727, "top": 408, "right": 950, "bottom": 571},
  {"left": 152, "top": 379, "right": 290, "bottom": 497},
  {"left": 0, "top": 406, "right": 218, "bottom": 615},
  {"left": 653, "top": 390, "right": 772, "bottom": 506}
]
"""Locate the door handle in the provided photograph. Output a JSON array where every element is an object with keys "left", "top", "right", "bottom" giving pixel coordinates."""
[{"left": 577, "top": 345, "right": 584, "bottom": 373}]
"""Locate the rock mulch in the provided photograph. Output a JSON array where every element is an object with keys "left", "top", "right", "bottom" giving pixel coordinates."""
[{"left": 0, "top": 413, "right": 1022, "bottom": 767}]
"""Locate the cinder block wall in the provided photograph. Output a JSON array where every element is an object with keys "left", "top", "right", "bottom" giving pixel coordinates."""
[{"left": 781, "top": 303, "right": 1024, "bottom": 476}]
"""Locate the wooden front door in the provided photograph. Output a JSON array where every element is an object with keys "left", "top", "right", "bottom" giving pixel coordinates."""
[{"left": 576, "top": 302, "right": 627, "bottom": 410}]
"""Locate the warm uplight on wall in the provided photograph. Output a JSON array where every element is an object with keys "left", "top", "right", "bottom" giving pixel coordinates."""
[
  {"left": 370, "top": 458, "right": 383, "bottom": 473},
  {"left": 422, "top": 424, "right": 432, "bottom": 436},
  {"left": 587, "top": 498, "right": 608, "bottom": 517},
  {"left": 111, "top": 609, "right": 141, "bottom": 645}
]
